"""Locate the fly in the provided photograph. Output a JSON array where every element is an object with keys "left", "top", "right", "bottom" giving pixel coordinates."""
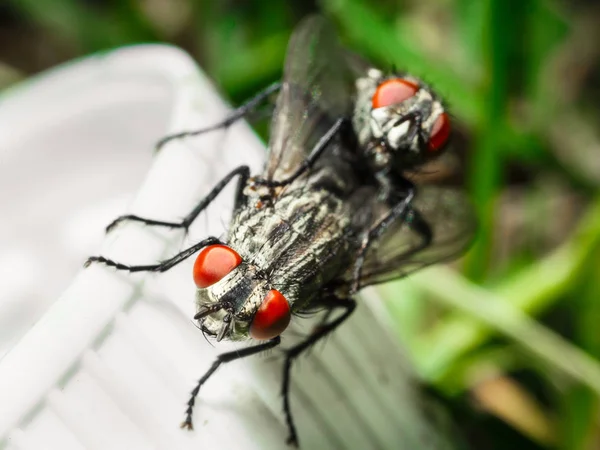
[{"left": 84, "top": 15, "right": 475, "bottom": 447}]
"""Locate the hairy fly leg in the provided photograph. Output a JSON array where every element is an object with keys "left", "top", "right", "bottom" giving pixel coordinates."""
[
  {"left": 105, "top": 165, "right": 251, "bottom": 233},
  {"left": 181, "top": 337, "right": 282, "bottom": 430},
  {"left": 253, "top": 118, "right": 346, "bottom": 188},
  {"left": 402, "top": 206, "right": 434, "bottom": 255},
  {"left": 282, "top": 296, "right": 356, "bottom": 447},
  {"left": 351, "top": 184, "right": 417, "bottom": 294},
  {"left": 156, "top": 81, "right": 281, "bottom": 151},
  {"left": 351, "top": 199, "right": 434, "bottom": 293},
  {"left": 84, "top": 236, "right": 221, "bottom": 273}
]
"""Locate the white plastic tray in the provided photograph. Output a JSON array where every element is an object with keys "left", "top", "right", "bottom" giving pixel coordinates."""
[{"left": 0, "top": 45, "right": 446, "bottom": 450}]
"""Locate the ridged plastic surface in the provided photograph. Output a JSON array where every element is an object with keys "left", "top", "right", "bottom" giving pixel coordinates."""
[{"left": 0, "top": 45, "right": 445, "bottom": 450}]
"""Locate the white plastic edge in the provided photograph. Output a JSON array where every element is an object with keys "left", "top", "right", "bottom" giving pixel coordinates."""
[{"left": 0, "top": 45, "right": 448, "bottom": 450}]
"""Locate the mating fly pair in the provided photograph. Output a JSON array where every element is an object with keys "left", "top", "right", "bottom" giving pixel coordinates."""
[{"left": 85, "top": 16, "right": 475, "bottom": 447}]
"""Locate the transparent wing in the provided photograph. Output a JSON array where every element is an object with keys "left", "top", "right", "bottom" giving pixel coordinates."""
[
  {"left": 265, "top": 15, "right": 357, "bottom": 181},
  {"left": 265, "top": 15, "right": 476, "bottom": 286},
  {"left": 357, "top": 154, "right": 477, "bottom": 288}
]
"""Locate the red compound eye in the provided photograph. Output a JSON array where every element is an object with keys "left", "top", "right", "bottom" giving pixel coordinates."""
[
  {"left": 372, "top": 78, "right": 419, "bottom": 109},
  {"left": 249, "top": 289, "right": 291, "bottom": 340},
  {"left": 428, "top": 112, "right": 451, "bottom": 152},
  {"left": 193, "top": 244, "right": 242, "bottom": 288}
]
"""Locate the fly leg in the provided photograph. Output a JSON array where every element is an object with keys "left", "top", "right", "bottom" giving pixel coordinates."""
[
  {"left": 181, "top": 337, "right": 281, "bottom": 430},
  {"left": 84, "top": 236, "right": 222, "bottom": 272},
  {"left": 105, "top": 165, "right": 250, "bottom": 233},
  {"left": 156, "top": 81, "right": 281, "bottom": 151},
  {"left": 282, "top": 297, "right": 356, "bottom": 447},
  {"left": 350, "top": 183, "right": 432, "bottom": 293},
  {"left": 253, "top": 118, "right": 346, "bottom": 188},
  {"left": 393, "top": 109, "right": 426, "bottom": 150},
  {"left": 405, "top": 207, "right": 434, "bottom": 253}
]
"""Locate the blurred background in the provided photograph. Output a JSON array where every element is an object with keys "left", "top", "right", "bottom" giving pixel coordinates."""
[{"left": 1, "top": 0, "right": 600, "bottom": 449}]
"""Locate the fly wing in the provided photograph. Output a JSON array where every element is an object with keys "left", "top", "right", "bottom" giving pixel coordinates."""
[
  {"left": 265, "top": 15, "right": 356, "bottom": 181},
  {"left": 356, "top": 154, "right": 477, "bottom": 288}
]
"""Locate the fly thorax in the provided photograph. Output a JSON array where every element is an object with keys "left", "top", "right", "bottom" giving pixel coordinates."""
[{"left": 244, "top": 177, "right": 283, "bottom": 205}]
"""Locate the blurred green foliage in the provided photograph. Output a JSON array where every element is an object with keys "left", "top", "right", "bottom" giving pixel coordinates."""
[{"left": 2, "top": 0, "right": 600, "bottom": 448}]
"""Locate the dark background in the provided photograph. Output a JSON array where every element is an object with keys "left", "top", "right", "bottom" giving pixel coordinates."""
[{"left": 2, "top": 1, "right": 600, "bottom": 448}]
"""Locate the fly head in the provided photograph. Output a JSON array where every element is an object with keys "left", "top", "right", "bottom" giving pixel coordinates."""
[
  {"left": 354, "top": 68, "right": 451, "bottom": 172},
  {"left": 192, "top": 244, "right": 291, "bottom": 342}
]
